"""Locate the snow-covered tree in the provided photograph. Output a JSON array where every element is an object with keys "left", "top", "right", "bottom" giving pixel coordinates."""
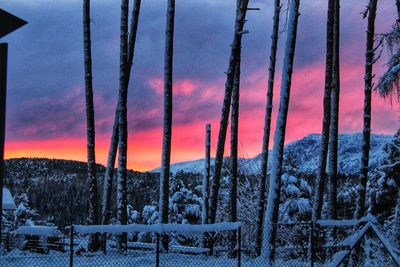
[
  {"left": 279, "top": 174, "right": 312, "bottom": 223},
  {"left": 376, "top": 1, "right": 400, "bottom": 100},
  {"left": 369, "top": 130, "right": 400, "bottom": 248},
  {"left": 136, "top": 205, "right": 158, "bottom": 243},
  {"left": 102, "top": 0, "right": 142, "bottom": 227},
  {"left": 169, "top": 187, "right": 201, "bottom": 225},
  {"left": 13, "top": 193, "right": 39, "bottom": 227},
  {"left": 256, "top": 0, "right": 281, "bottom": 256},
  {"left": 262, "top": 0, "right": 301, "bottom": 263},
  {"left": 116, "top": 0, "right": 130, "bottom": 253}
]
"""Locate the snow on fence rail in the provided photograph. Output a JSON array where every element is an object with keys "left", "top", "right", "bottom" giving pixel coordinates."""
[
  {"left": 73, "top": 222, "right": 241, "bottom": 235},
  {"left": 16, "top": 226, "right": 62, "bottom": 237}
]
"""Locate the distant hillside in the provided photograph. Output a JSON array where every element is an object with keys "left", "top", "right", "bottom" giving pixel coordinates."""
[
  {"left": 152, "top": 133, "right": 393, "bottom": 176},
  {"left": 4, "top": 158, "right": 159, "bottom": 228}
]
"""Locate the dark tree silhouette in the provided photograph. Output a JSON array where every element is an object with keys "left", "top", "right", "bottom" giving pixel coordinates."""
[
  {"left": 311, "top": 0, "right": 335, "bottom": 222},
  {"left": 209, "top": 0, "right": 250, "bottom": 225},
  {"left": 354, "top": 0, "right": 378, "bottom": 219},
  {"left": 83, "top": 0, "right": 99, "bottom": 252},
  {"left": 327, "top": 0, "right": 340, "bottom": 220},
  {"left": 159, "top": 0, "right": 175, "bottom": 251}
]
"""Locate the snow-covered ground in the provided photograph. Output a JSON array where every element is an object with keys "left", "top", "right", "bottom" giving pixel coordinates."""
[{"left": 0, "top": 250, "right": 310, "bottom": 267}]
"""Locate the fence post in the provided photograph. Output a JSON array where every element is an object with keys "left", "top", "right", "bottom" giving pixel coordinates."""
[
  {"left": 237, "top": 226, "right": 241, "bottom": 267},
  {"left": 310, "top": 221, "right": 314, "bottom": 267},
  {"left": 102, "top": 233, "right": 107, "bottom": 255},
  {"left": 69, "top": 225, "right": 74, "bottom": 267},
  {"left": 156, "top": 233, "right": 160, "bottom": 267}
]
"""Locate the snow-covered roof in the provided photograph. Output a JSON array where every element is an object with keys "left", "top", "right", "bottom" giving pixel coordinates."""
[
  {"left": 16, "top": 226, "right": 62, "bottom": 237},
  {"left": 2, "top": 188, "right": 16, "bottom": 210}
]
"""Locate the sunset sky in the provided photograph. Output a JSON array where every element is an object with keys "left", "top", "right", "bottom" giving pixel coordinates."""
[{"left": 2, "top": 0, "right": 399, "bottom": 171}]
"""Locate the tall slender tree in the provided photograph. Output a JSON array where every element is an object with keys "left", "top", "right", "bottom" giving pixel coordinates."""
[
  {"left": 116, "top": 0, "right": 129, "bottom": 253},
  {"left": 229, "top": 56, "right": 241, "bottom": 258},
  {"left": 83, "top": 0, "right": 99, "bottom": 252},
  {"left": 101, "top": 0, "right": 142, "bottom": 227},
  {"left": 396, "top": 0, "right": 400, "bottom": 19},
  {"left": 209, "top": 0, "right": 249, "bottom": 225},
  {"left": 159, "top": 0, "right": 175, "bottom": 250},
  {"left": 202, "top": 123, "right": 211, "bottom": 225},
  {"left": 311, "top": 0, "right": 335, "bottom": 223},
  {"left": 354, "top": 0, "right": 378, "bottom": 219},
  {"left": 261, "top": 0, "right": 300, "bottom": 263},
  {"left": 255, "top": 0, "right": 281, "bottom": 256},
  {"left": 202, "top": 123, "right": 211, "bottom": 249},
  {"left": 327, "top": 0, "right": 340, "bottom": 220}
]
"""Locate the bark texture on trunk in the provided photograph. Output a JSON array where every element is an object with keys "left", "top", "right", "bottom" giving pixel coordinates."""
[
  {"left": 228, "top": 56, "right": 241, "bottom": 258},
  {"left": 202, "top": 124, "right": 211, "bottom": 225},
  {"left": 327, "top": 0, "right": 340, "bottom": 220},
  {"left": 83, "top": 0, "right": 99, "bottom": 252},
  {"left": 354, "top": 0, "right": 378, "bottom": 220},
  {"left": 311, "top": 0, "right": 335, "bottom": 222},
  {"left": 101, "top": 0, "right": 141, "bottom": 226},
  {"left": 230, "top": 59, "right": 240, "bottom": 225},
  {"left": 116, "top": 0, "right": 129, "bottom": 253},
  {"left": 255, "top": 0, "right": 281, "bottom": 256},
  {"left": 159, "top": 0, "right": 175, "bottom": 250},
  {"left": 261, "top": 0, "right": 300, "bottom": 263},
  {"left": 209, "top": 0, "right": 249, "bottom": 225}
]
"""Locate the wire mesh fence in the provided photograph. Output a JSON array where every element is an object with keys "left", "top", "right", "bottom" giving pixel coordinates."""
[{"left": 1, "top": 220, "right": 399, "bottom": 267}]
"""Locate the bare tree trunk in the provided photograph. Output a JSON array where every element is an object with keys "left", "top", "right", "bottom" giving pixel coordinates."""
[
  {"left": 202, "top": 124, "right": 211, "bottom": 249},
  {"left": 209, "top": 0, "right": 249, "bottom": 225},
  {"left": 83, "top": 0, "right": 99, "bottom": 252},
  {"left": 229, "top": 56, "right": 241, "bottom": 258},
  {"left": 255, "top": 0, "right": 281, "bottom": 256},
  {"left": 101, "top": 0, "right": 141, "bottom": 227},
  {"left": 159, "top": 0, "right": 175, "bottom": 251},
  {"left": 354, "top": 0, "right": 378, "bottom": 220},
  {"left": 311, "top": 0, "right": 335, "bottom": 223},
  {"left": 116, "top": 0, "right": 129, "bottom": 253},
  {"left": 396, "top": 0, "right": 400, "bottom": 20},
  {"left": 202, "top": 124, "right": 211, "bottom": 225},
  {"left": 261, "top": 0, "right": 300, "bottom": 263},
  {"left": 327, "top": 0, "right": 340, "bottom": 220}
]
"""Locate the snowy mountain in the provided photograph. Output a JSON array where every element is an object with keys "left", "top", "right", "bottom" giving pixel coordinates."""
[{"left": 152, "top": 133, "right": 392, "bottom": 176}]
